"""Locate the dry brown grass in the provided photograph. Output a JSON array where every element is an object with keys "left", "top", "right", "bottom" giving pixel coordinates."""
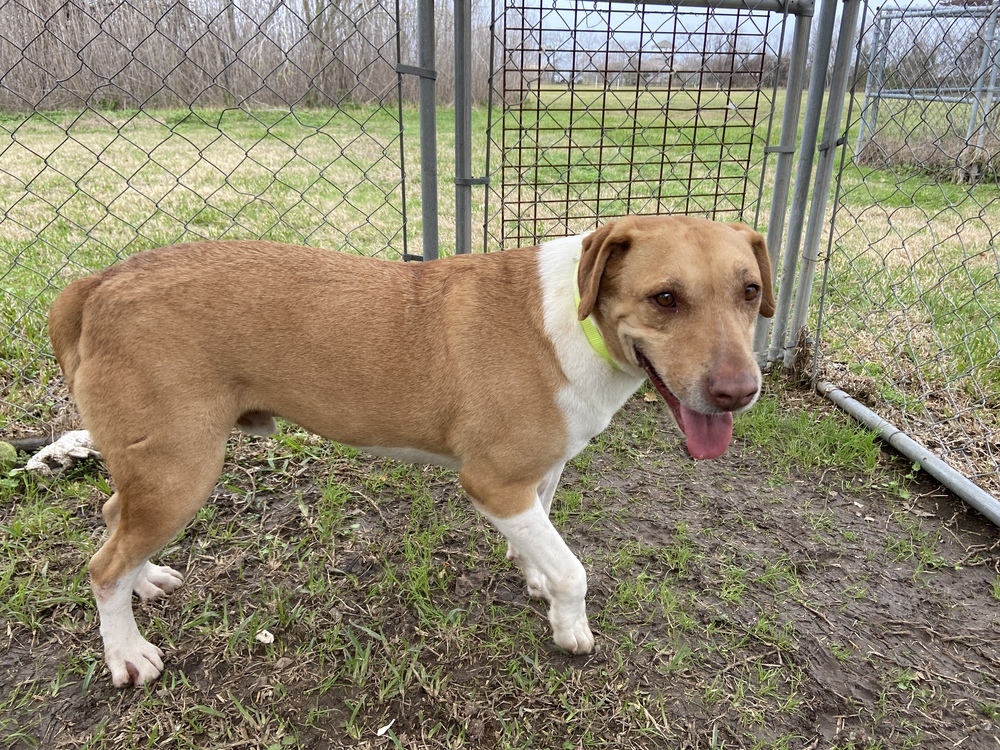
[{"left": 856, "top": 132, "right": 1000, "bottom": 184}]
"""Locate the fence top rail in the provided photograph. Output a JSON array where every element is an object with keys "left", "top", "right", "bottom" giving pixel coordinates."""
[
  {"left": 875, "top": 91, "right": 981, "bottom": 103},
  {"left": 608, "top": 0, "right": 814, "bottom": 17},
  {"left": 876, "top": 4, "right": 1000, "bottom": 21}
]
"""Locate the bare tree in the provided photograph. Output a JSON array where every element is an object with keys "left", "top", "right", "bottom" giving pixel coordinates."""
[{"left": 0, "top": 0, "right": 497, "bottom": 111}]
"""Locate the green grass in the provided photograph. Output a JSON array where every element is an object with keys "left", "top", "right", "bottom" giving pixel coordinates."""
[{"left": 733, "top": 387, "right": 882, "bottom": 478}]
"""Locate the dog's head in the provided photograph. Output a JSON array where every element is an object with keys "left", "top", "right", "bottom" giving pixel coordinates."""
[{"left": 577, "top": 216, "right": 776, "bottom": 459}]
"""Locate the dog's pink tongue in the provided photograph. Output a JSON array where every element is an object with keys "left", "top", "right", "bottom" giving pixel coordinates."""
[{"left": 679, "top": 404, "right": 734, "bottom": 460}]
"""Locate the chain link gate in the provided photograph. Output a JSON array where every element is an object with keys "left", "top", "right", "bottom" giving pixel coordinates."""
[
  {"left": 817, "top": 0, "right": 1000, "bottom": 501},
  {"left": 0, "top": 0, "right": 411, "bottom": 430}
]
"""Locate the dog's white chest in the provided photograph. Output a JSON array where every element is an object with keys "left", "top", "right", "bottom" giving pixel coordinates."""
[
  {"left": 556, "top": 380, "right": 637, "bottom": 456},
  {"left": 537, "top": 237, "right": 644, "bottom": 459}
]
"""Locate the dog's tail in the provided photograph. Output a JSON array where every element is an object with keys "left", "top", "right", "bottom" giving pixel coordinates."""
[{"left": 49, "top": 274, "right": 102, "bottom": 394}]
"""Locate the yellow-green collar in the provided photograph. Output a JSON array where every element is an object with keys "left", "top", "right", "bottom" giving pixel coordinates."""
[{"left": 574, "top": 258, "right": 622, "bottom": 371}]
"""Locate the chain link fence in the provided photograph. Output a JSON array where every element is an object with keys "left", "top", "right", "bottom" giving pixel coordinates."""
[
  {"left": 485, "top": 0, "right": 791, "bottom": 249},
  {"left": 0, "top": 0, "right": 410, "bottom": 429},
  {"left": 855, "top": 2, "right": 1000, "bottom": 182},
  {"left": 818, "top": 0, "right": 1000, "bottom": 495}
]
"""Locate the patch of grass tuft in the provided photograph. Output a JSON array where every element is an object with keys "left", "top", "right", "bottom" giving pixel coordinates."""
[{"left": 735, "top": 392, "right": 881, "bottom": 478}]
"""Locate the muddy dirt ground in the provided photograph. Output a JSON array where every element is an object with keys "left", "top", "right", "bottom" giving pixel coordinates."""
[{"left": 2, "top": 387, "right": 999, "bottom": 749}]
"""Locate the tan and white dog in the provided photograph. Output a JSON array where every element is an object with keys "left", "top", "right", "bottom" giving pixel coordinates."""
[{"left": 49, "top": 215, "right": 775, "bottom": 687}]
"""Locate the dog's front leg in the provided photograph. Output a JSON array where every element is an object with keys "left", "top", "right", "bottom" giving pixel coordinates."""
[
  {"left": 463, "top": 466, "right": 594, "bottom": 655},
  {"left": 489, "top": 500, "right": 594, "bottom": 654},
  {"left": 506, "top": 462, "right": 566, "bottom": 565}
]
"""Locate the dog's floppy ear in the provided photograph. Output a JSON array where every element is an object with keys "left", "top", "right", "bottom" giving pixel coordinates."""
[
  {"left": 577, "top": 221, "right": 631, "bottom": 320},
  {"left": 729, "top": 223, "right": 776, "bottom": 318}
]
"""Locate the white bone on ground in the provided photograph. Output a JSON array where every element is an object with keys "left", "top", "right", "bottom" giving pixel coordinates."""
[{"left": 24, "top": 430, "right": 101, "bottom": 476}]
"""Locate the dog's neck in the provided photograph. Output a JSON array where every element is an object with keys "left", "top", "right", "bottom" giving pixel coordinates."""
[{"left": 574, "top": 258, "right": 621, "bottom": 371}]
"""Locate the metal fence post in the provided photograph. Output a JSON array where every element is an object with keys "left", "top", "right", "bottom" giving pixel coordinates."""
[
  {"left": 766, "top": 0, "right": 839, "bottom": 364},
  {"left": 418, "top": 0, "right": 439, "bottom": 260},
  {"left": 854, "top": 13, "right": 889, "bottom": 155},
  {"left": 753, "top": 8, "right": 813, "bottom": 357},
  {"left": 784, "top": 0, "right": 863, "bottom": 368},
  {"left": 454, "top": 0, "right": 473, "bottom": 254},
  {"left": 967, "top": 1, "right": 1000, "bottom": 173}
]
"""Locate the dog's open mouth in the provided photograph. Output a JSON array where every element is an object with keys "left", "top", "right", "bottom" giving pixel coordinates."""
[{"left": 635, "top": 348, "right": 733, "bottom": 460}]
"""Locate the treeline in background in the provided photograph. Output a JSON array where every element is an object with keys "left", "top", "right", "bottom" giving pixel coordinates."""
[
  {"left": 2, "top": 0, "right": 805, "bottom": 113},
  {"left": 0, "top": 0, "right": 495, "bottom": 111}
]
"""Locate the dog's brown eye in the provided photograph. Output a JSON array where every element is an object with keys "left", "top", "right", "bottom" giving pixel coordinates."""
[
  {"left": 744, "top": 284, "right": 760, "bottom": 302},
  {"left": 653, "top": 292, "right": 675, "bottom": 308}
]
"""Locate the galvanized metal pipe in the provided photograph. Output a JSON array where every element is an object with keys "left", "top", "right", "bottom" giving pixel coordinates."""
[
  {"left": 816, "top": 382, "right": 1000, "bottom": 527},
  {"left": 480, "top": 0, "right": 499, "bottom": 254},
  {"left": 876, "top": 92, "right": 986, "bottom": 104},
  {"left": 970, "top": 2, "right": 1000, "bottom": 158},
  {"left": 766, "top": 0, "right": 838, "bottom": 363},
  {"left": 866, "top": 14, "right": 892, "bottom": 150},
  {"left": 392, "top": 0, "right": 410, "bottom": 262},
  {"left": 637, "top": 0, "right": 815, "bottom": 15},
  {"left": 754, "top": 12, "right": 812, "bottom": 357},
  {"left": 784, "top": 0, "right": 863, "bottom": 369},
  {"left": 454, "top": 0, "right": 473, "bottom": 254},
  {"left": 417, "top": 0, "right": 439, "bottom": 260},
  {"left": 979, "top": 43, "right": 1000, "bottom": 154},
  {"left": 879, "top": 6, "right": 998, "bottom": 20},
  {"left": 854, "top": 13, "right": 885, "bottom": 154}
]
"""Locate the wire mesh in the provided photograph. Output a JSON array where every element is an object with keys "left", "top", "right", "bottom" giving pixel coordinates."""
[
  {"left": 0, "top": 0, "right": 408, "bottom": 429},
  {"left": 855, "top": 3, "right": 1000, "bottom": 182},
  {"left": 486, "top": 0, "right": 788, "bottom": 249},
  {"left": 821, "top": 0, "right": 1000, "bottom": 495}
]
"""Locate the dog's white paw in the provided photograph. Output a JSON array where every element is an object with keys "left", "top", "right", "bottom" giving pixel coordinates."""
[
  {"left": 105, "top": 635, "right": 165, "bottom": 688},
  {"left": 551, "top": 611, "right": 595, "bottom": 655},
  {"left": 133, "top": 562, "right": 184, "bottom": 601}
]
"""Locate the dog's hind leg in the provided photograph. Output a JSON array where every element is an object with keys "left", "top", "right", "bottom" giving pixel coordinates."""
[
  {"left": 89, "top": 431, "right": 227, "bottom": 687},
  {"left": 100, "top": 492, "right": 185, "bottom": 600},
  {"left": 461, "top": 468, "right": 594, "bottom": 655}
]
